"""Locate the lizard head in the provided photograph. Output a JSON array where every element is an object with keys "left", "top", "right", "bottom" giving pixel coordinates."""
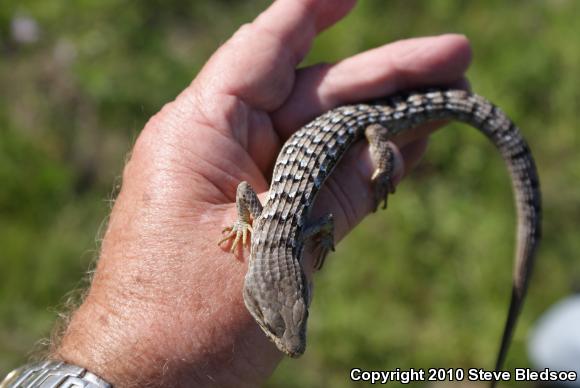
[{"left": 243, "top": 275, "right": 310, "bottom": 358}]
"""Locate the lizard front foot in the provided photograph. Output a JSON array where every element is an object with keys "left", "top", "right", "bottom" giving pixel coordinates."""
[
  {"left": 218, "top": 181, "right": 263, "bottom": 252},
  {"left": 219, "top": 220, "right": 253, "bottom": 252}
]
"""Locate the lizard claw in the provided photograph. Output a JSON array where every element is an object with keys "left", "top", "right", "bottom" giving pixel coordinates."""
[
  {"left": 218, "top": 221, "right": 253, "bottom": 252},
  {"left": 306, "top": 213, "right": 335, "bottom": 271},
  {"left": 371, "top": 170, "right": 395, "bottom": 211},
  {"left": 313, "top": 233, "right": 334, "bottom": 271}
]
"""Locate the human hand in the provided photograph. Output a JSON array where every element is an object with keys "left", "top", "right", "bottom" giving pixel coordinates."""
[{"left": 54, "top": 0, "right": 471, "bottom": 386}]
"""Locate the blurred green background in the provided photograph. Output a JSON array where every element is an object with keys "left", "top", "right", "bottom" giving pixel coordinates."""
[{"left": 1, "top": 1, "right": 579, "bottom": 386}]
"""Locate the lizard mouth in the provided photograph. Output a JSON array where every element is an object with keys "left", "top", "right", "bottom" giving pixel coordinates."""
[
  {"left": 244, "top": 294, "right": 307, "bottom": 358},
  {"left": 251, "top": 310, "right": 306, "bottom": 357},
  {"left": 267, "top": 329, "right": 306, "bottom": 358}
]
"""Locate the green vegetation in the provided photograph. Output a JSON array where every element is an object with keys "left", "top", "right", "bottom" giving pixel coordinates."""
[{"left": 1, "top": 1, "right": 579, "bottom": 386}]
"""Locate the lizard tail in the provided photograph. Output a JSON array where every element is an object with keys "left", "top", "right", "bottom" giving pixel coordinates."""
[
  {"left": 381, "top": 89, "right": 541, "bottom": 378},
  {"left": 492, "top": 287, "right": 521, "bottom": 386},
  {"left": 469, "top": 95, "right": 542, "bottom": 388}
]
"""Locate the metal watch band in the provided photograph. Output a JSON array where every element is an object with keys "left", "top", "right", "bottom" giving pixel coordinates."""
[{"left": 1, "top": 360, "right": 111, "bottom": 388}]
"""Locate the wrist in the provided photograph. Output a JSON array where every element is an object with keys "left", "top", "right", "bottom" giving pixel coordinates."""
[
  {"left": 2, "top": 360, "right": 112, "bottom": 388},
  {"left": 52, "top": 259, "right": 282, "bottom": 387},
  {"left": 53, "top": 293, "right": 148, "bottom": 386}
]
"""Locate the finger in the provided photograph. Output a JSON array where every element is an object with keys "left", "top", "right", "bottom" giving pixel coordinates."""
[
  {"left": 253, "top": 0, "right": 358, "bottom": 58},
  {"left": 272, "top": 34, "right": 472, "bottom": 137},
  {"left": 398, "top": 138, "right": 429, "bottom": 178},
  {"left": 191, "top": 0, "right": 357, "bottom": 112}
]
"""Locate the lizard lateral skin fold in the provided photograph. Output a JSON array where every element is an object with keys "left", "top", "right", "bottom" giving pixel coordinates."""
[{"left": 220, "top": 88, "right": 541, "bottom": 385}]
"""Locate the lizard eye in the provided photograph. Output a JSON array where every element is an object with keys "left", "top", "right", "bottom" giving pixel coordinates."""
[
  {"left": 292, "top": 299, "right": 308, "bottom": 328},
  {"left": 262, "top": 308, "right": 285, "bottom": 337}
]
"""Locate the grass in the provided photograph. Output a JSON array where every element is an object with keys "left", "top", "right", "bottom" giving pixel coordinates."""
[{"left": 1, "top": 1, "right": 579, "bottom": 386}]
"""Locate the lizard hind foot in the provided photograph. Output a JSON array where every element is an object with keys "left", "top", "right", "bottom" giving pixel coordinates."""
[
  {"left": 371, "top": 169, "right": 396, "bottom": 211},
  {"left": 365, "top": 124, "right": 398, "bottom": 212}
]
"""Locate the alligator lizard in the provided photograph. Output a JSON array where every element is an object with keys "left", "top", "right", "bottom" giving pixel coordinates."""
[{"left": 219, "top": 88, "right": 541, "bottom": 377}]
